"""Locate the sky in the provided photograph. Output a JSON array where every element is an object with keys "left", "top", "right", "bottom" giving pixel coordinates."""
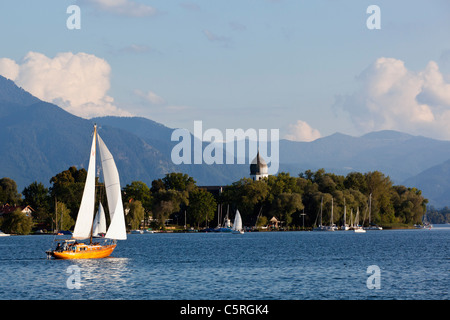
[{"left": 1, "top": 0, "right": 450, "bottom": 141}]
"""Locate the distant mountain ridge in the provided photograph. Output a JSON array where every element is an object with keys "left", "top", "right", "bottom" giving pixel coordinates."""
[
  {"left": 404, "top": 159, "right": 450, "bottom": 208},
  {"left": 1, "top": 75, "right": 450, "bottom": 207},
  {"left": 279, "top": 130, "right": 450, "bottom": 183}
]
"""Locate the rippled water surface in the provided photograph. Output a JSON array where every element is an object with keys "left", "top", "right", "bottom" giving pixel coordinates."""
[{"left": 0, "top": 226, "right": 448, "bottom": 300}]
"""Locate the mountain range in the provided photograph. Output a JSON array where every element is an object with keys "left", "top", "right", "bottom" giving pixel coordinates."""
[{"left": 1, "top": 75, "right": 450, "bottom": 207}]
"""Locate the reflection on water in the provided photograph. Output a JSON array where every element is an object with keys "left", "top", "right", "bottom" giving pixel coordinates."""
[{"left": 68, "top": 258, "right": 132, "bottom": 299}]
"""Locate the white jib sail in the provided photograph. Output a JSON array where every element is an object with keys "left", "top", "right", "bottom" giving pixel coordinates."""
[
  {"left": 232, "top": 210, "right": 242, "bottom": 231},
  {"left": 72, "top": 129, "right": 97, "bottom": 240},
  {"left": 97, "top": 134, "right": 127, "bottom": 240},
  {"left": 92, "top": 202, "right": 107, "bottom": 236}
]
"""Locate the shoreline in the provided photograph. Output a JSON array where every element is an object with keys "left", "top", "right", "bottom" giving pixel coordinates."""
[{"left": 4, "top": 224, "right": 447, "bottom": 236}]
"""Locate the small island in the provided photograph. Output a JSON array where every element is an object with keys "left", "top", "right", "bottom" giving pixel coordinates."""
[{"left": 0, "top": 160, "right": 435, "bottom": 234}]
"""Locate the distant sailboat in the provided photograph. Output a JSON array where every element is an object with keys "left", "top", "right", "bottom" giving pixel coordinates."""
[
  {"left": 353, "top": 207, "right": 366, "bottom": 233},
  {"left": 313, "top": 197, "right": 336, "bottom": 231},
  {"left": 364, "top": 194, "right": 383, "bottom": 230},
  {"left": 215, "top": 204, "right": 232, "bottom": 233},
  {"left": 47, "top": 125, "right": 127, "bottom": 259},
  {"left": 92, "top": 202, "right": 106, "bottom": 237},
  {"left": 341, "top": 199, "right": 350, "bottom": 230},
  {"left": 231, "top": 209, "right": 244, "bottom": 234},
  {"left": 416, "top": 210, "right": 433, "bottom": 229},
  {"left": 313, "top": 197, "right": 326, "bottom": 231},
  {"left": 330, "top": 197, "right": 337, "bottom": 231}
]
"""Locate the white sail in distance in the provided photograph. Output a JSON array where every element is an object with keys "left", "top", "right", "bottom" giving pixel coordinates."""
[
  {"left": 232, "top": 210, "right": 243, "bottom": 232},
  {"left": 72, "top": 128, "right": 97, "bottom": 240},
  {"left": 92, "top": 202, "right": 107, "bottom": 236},
  {"left": 98, "top": 134, "right": 127, "bottom": 240}
]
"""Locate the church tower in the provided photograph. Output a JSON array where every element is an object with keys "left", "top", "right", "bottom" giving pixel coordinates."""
[{"left": 250, "top": 151, "right": 269, "bottom": 181}]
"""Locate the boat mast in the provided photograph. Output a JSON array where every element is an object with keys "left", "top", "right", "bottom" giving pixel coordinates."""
[
  {"left": 343, "top": 198, "right": 346, "bottom": 228},
  {"left": 331, "top": 197, "right": 334, "bottom": 227},
  {"left": 320, "top": 197, "right": 323, "bottom": 227},
  {"left": 89, "top": 124, "right": 98, "bottom": 245},
  {"left": 54, "top": 196, "right": 57, "bottom": 234}
]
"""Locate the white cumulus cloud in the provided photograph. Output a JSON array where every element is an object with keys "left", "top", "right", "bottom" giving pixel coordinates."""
[
  {"left": 336, "top": 57, "right": 450, "bottom": 139},
  {"left": 0, "top": 52, "right": 131, "bottom": 118},
  {"left": 0, "top": 58, "right": 19, "bottom": 81},
  {"left": 134, "top": 89, "right": 166, "bottom": 105},
  {"left": 284, "top": 120, "right": 321, "bottom": 142}
]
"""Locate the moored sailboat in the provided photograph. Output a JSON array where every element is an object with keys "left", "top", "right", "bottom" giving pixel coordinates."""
[
  {"left": 341, "top": 198, "right": 350, "bottom": 230},
  {"left": 47, "top": 125, "right": 127, "bottom": 259},
  {"left": 352, "top": 207, "right": 366, "bottom": 233},
  {"left": 313, "top": 197, "right": 336, "bottom": 231},
  {"left": 364, "top": 193, "right": 383, "bottom": 230}
]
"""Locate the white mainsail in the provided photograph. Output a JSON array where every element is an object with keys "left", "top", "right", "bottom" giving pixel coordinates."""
[
  {"left": 72, "top": 129, "right": 97, "bottom": 240},
  {"left": 232, "top": 209, "right": 243, "bottom": 233},
  {"left": 92, "top": 202, "right": 107, "bottom": 236},
  {"left": 98, "top": 134, "right": 127, "bottom": 240}
]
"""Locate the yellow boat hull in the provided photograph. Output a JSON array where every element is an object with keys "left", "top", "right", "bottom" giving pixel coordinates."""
[{"left": 50, "top": 244, "right": 116, "bottom": 260}]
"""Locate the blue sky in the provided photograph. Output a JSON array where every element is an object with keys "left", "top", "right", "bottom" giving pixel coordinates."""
[{"left": 1, "top": 0, "right": 450, "bottom": 140}]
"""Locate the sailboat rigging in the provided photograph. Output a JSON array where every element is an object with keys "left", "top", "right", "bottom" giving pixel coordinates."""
[
  {"left": 352, "top": 207, "right": 366, "bottom": 233},
  {"left": 313, "top": 197, "right": 336, "bottom": 231},
  {"left": 46, "top": 125, "right": 127, "bottom": 259}
]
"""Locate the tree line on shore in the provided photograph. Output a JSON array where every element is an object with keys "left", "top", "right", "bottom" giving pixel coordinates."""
[
  {"left": 0, "top": 167, "right": 429, "bottom": 235},
  {"left": 425, "top": 206, "right": 450, "bottom": 224}
]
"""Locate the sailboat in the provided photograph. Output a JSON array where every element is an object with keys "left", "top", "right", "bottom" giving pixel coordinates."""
[
  {"left": 352, "top": 207, "right": 366, "bottom": 233},
  {"left": 92, "top": 202, "right": 107, "bottom": 237},
  {"left": 46, "top": 125, "right": 127, "bottom": 259},
  {"left": 231, "top": 209, "right": 244, "bottom": 234},
  {"left": 313, "top": 197, "right": 327, "bottom": 231},
  {"left": 341, "top": 198, "right": 350, "bottom": 230},
  {"left": 329, "top": 197, "right": 337, "bottom": 231},
  {"left": 313, "top": 197, "right": 336, "bottom": 231},
  {"left": 364, "top": 194, "right": 383, "bottom": 230},
  {"left": 215, "top": 204, "right": 232, "bottom": 233}
]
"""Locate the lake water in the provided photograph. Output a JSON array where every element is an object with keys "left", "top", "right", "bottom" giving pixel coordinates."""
[{"left": 0, "top": 226, "right": 448, "bottom": 301}]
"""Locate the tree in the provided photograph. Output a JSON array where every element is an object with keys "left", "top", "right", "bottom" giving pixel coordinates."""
[
  {"left": 152, "top": 189, "right": 186, "bottom": 229},
  {"left": 123, "top": 181, "right": 151, "bottom": 228},
  {"left": 365, "top": 171, "right": 394, "bottom": 224},
  {"left": 125, "top": 200, "right": 145, "bottom": 230},
  {"left": 392, "top": 186, "right": 427, "bottom": 224},
  {"left": 23, "top": 181, "right": 50, "bottom": 211},
  {"left": 344, "top": 172, "right": 367, "bottom": 192},
  {"left": 0, "top": 177, "right": 22, "bottom": 205},
  {"left": 55, "top": 201, "right": 74, "bottom": 231},
  {"left": 49, "top": 167, "right": 90, "bottom": 220},
  {"left": 187, "top": 189, "right": 217, "bottom": 228},
  {"left": 2, "top": 209, "right": 33, "bottom": 235},
  {"left": 223, "top": 178, "right": 269, "bottom": 224},
  {"left": 162, "top": 173, "right": 196, "bottom": 192},
  {"left": 267, "top": 172, "right": 303, "bottom": 196},
  {"left": 123, "top": 181, "right": 151, "bottom": 206},
  {"left": 269, "top": 192, "right": 303, "bottom": 227},
  {"left": 150, "top": 179, "right": 165, "bottom": 193}
]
